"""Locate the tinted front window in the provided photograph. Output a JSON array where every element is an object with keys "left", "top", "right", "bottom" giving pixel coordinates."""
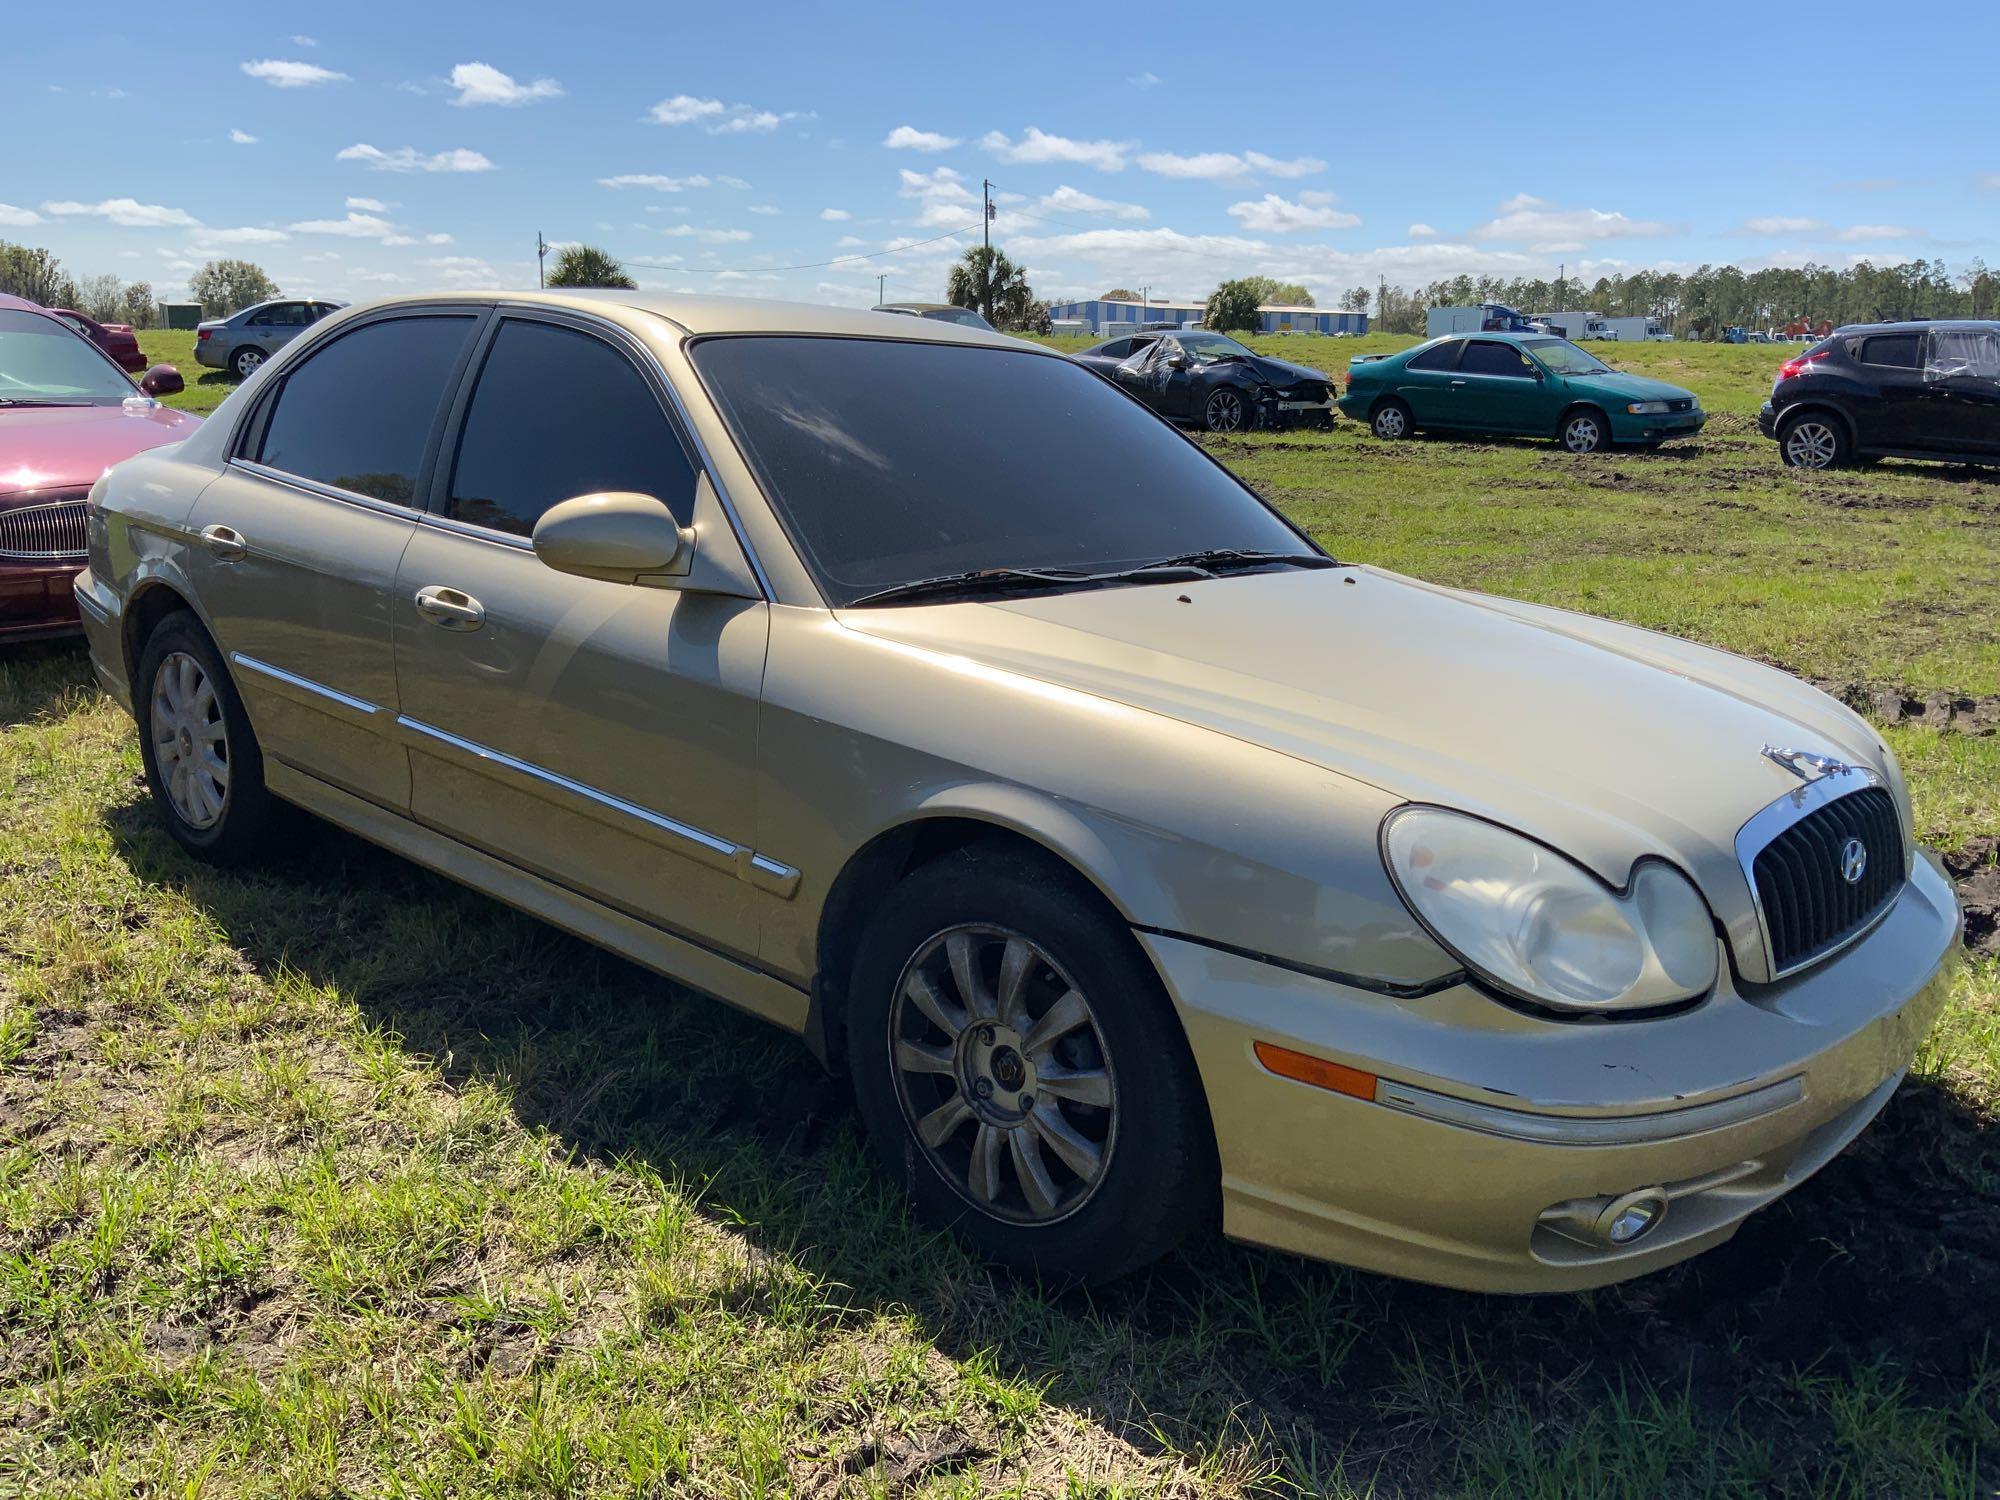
[
  {"left": 257, "top": 315, "right": 475, "bottom": 504},
  {"left": 1174, "top": 331, "right": 1255, "bottom": 364},
  {"left": 1406, "top": 341, "right": 1461, "bottom": 372},
  {"left": 448, "top": 319, "right": 697, "bottom": 536},
  {"left": 0, "top": 309, "right": 135, "bottom": 404},
  {"left": 691, "top": 336, "right": 1311, "bottom": 604},
  {"left": 1858, "top": 334, "right": 1922, "bottom": 368},
  {"left": 1459, "top": 340, "right": 1534, "bottom": 377}
]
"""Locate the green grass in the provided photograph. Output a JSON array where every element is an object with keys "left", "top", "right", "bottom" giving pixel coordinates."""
[
  {"left": 140, "top": 330, "right": 239, "bottom": 417},
  {"left": 3, "top": 332, "right": 1997, "bottom": 1496}
]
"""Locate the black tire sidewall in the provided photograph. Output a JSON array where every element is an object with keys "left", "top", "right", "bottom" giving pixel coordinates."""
[
  {"left": 845, "top": 846, "right": 1217, "bottom": 1283},
  {"left": 134, "top": 612, "right": 283, "bottom": 865}
]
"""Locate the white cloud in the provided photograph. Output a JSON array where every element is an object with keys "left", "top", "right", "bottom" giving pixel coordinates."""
[
  {"left": 421, "top": 255, "right": 498, "bottom": 282},
  {"left": 337, "top": 144, "right": 495, "bottom": 173},
  {"left": 1744, "top": 215, "right": 1824, "bottom": 235},
  {"left": 598, "top": 173, "right": 712, "bottom": 192},
  {"left": 1037, "top": 185, "right": 1149, "bottom": 222},
  {"left": 716, "top": 175, "right": 751, "bottom": 189},
  {"left": 1835, "top": 223, "right": 1921, "bottom": 242},
  {"left": 1129, "top": 71, "right": 1163, "bottom": 87},
  {"left": 448, "top": 61, "right": 563, "bottom": 107},
  {"left": 648, "top": 95, "right": 801, "bottom": 134},
  {"left": 820, "top": 208, "right": 851, "bottom": 221},
  {"left": 748, "top": 204, "right": 781, "bottom": 215},
  {"left": 1471, "top": 193, "right": 1672, "bottom": 250},
  {"left": 659, "top": 225, "right": 753, "bottom": 243},
  {"left": 191, "top": 226, "right": 290, "bottom": 245},
  {"left": 351, "top": 270, "right": 410, "bottom": 284},
  {"left": 1408, "top": 222, "right": 1437, "bottom": 238},
  {"left": 241, "top": 58, "right": 347, "bottom": 88},
  {"left": 228, "top": 128, "right": 258, "bottom": 145},
  {"left": 884, "top": 125, "right": 960, "bottom": 152},
  {"left": 345, "top": 196, "right": 391, "bottom": 212},
  {"left": 1227, "top": 192, "right": 1360, "bottom": 233},
  {"left": 43, "top": 197, "right": 197, "bottom": 228},
  {"left": 290, "top": 34, "right": 318, "bottom": 46},
  {"left": 980, "top": 127, "right": 1131, "bottom": 172},
  {"left": 1136, "top": 149, "right": 1325, "bottom": 181},
  {"left": 898, "top": 165, "right": 983, "bottom": 228},
  {"left": 1980, "top": 174, "right": 2000, "bottom": 193},
  {"left": 0, "top": 203, "right": 42, "bottom": 226},
  {"left": 287, "top": 212, "right": 436, "bottom": 244}
]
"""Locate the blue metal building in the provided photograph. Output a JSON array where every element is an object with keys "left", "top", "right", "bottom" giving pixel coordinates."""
[{"left": 1045, "top": 296, "right": 1368, "bottom": 336}]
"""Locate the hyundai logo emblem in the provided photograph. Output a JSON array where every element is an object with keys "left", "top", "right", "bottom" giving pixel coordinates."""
[{"left": 1839, "top": 837, "right": 1868, "bottom": 885}]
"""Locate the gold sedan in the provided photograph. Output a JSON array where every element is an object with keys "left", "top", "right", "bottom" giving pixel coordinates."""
[{"left": 75, "top": 291, "right": 1961, "bottom": 1290}]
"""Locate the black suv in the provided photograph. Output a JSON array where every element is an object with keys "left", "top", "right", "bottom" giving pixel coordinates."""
[{"left": 1757, "top": 320, "right": 2000, "bottom": 469}]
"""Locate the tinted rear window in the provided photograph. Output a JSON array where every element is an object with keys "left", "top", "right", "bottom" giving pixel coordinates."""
[
  {"left": 256, "top": 315, "right": 476, "bottom": 504},
  {"left": 1406, "top": 341, "right": 1461, "bottom": 372},
  {"left": 690, "top": 336, "right": 1311, "bottom": 604},
  {"left": 1459, "top": 341, "right": 1533, "bottom": 377},
  {"left": 1857, "top": 334, "right": 1922, "bottom": 369}
]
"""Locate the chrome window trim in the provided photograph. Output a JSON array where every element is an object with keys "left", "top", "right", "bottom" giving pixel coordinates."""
[
  {"left": 1376, "top": 1074, "right": 1806, "bottom": 1147},
  {"left": 482, "top": 302, "right": 775, "bottom": 599},
  {"left": 1733, "top": 764, "right": 1907, "bottom": 980},
  {"left": 227, "top": 459, "right": 426, "bottom": 523},
  {"left": 415, "top": 512, "right": 535, "bottom": 552},
  {"left": 229, "top": 652, "right": 381, "bottom": 715},
  {"left": 396, "top": 714, "right": 799, "bottom": 893}
]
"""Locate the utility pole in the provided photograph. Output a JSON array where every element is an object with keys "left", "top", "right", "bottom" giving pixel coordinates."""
[
  {"left": 981, "top": 179, "right": 995, "bottom": 322},
  {"left": 537, "top": 231, "right": 548, "bottom": 289},
  {"left": 877, "top": 273, "right": 886, "bottom": 305},
  {"left": 1378, "top": 275, "right": 1386, "bottom": 332}
]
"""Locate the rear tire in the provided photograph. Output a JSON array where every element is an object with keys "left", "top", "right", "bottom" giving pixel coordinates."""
[
  {"left": 230, "top": 346, "right": 264, "bottom": 380},
  {"left": 134, "top": 612, "right": 290, "bottom": 866},
  {"left": 1779, "top": 412, "right": 1849, "bottom": 469},
  {"left": 846, "top": 845, "right": 1217, "bottom": 1284},
  {"left": 1370, "top": 399, "right": 1412, "bottom": 440}
]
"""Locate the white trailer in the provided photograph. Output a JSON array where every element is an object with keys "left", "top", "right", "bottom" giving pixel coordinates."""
[
  {"left": 1543, "top": 311, "right": 1613, "bottom": 341},
  {"left": 1600, "top": 316, "right": 1673, "bottom": 342}
]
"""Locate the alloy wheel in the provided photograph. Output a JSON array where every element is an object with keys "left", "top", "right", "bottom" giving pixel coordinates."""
[
  {"left": 1373, "top": 405, "right": 1407, "bottom": 439},
  {"left": 235, "top": 349, "right": 263, "bottom": 377},
  {"left": 150, "top": 651, "right": 229, "bottom": 828},
  {"left": 888, "top": 924, "right": 1118, "bottom": 1225},
  {"left": 1784, "top": 420, "right": 1838, "bottom": 469},
  {"left": 1205, "top": 390, "right": 1245, "bottom": 433},
  {"left": 1563, "top": 414, "right": 1604, "bottom": 453}
]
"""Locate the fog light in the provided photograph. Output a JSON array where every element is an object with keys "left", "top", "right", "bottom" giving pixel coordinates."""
[{"left": 1595, "top": 1189, "right": 1668, "bottom": 1247}]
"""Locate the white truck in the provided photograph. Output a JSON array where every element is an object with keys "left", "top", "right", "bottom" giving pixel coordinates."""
[
  {"left": 1600, "top": 316, "right": 1674, "bottom": 342},
  {"left": 1424, "top": 302, "right": 1537, "bottom": 338},
  {"left": 1542, "top": 311, "right": 1614, "bottom": 341}
]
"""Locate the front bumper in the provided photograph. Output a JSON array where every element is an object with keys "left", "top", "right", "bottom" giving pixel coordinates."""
[
  {"left": 0, "top": 559, "right": 84, "bottom": 641},
  {"left": 1147, "top": 850, "right": 1962, "bottom": 1292},
  {"left": 1757, "top": 401, "right": 1779, "bottom": 439},
  {"left": 72, "top": 568, "right": 132, "bottom": 711},
  {"left": 1611, "top": 407, "right": 1706, "bottom": 443}
]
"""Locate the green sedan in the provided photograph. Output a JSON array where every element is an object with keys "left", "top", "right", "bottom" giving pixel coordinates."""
[{"left": 1337, "top": 332, "right": 1705, "bottom": 453}]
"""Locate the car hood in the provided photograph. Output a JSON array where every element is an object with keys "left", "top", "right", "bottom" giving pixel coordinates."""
[
  {"left": 0, "top": 403, "right": 203, "bottom": 497},
  {"left": 1569, "top": 369, "right": 1696, "bottom": 403},
  {"left": 837, "top": 566, "right": 1885, "bottom": 946},
  {"left": 1238, "top": 353, "right": 1330, "bottom": 386}
]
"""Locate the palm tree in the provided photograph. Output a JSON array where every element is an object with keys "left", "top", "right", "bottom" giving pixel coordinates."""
[
  {"left": 546, "top": 245, "right": 636, "bottom": 290},
  {"left": 946, "top": 245, "right": 1032, "bottom": 328}
]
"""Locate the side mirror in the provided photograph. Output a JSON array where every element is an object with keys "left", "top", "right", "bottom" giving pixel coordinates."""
[
  {"left": 1166, "top": 353, "right": 1190, "bottom": 370},
  {"left": 532, "top": 492, "right": 694, "bottom": 587},
  {"left": 139, "top": 363, "right": 183, "bottom": 397}
]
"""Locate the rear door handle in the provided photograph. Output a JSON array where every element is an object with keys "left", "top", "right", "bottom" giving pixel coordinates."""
[
  {"left": 198, "top": 524, "right": 247, "bottom": 561},
  {"left": 413, "top": 584, "right": 485, "bottom": 631}
]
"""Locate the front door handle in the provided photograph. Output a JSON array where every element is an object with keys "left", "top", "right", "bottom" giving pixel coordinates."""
[
  {"left": 413, "top": 584, "right": 485, "bottom": 631},
  {"left": 1449, "top": 378, "right": 1468, "bottom": 387},
  {"left": 198, "top": 524, "right": 247, "bottom": 561}
]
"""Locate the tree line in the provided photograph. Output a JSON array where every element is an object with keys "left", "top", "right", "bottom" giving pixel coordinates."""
[{"left": 1, "top": 239, "right": 280, "bottom": 325}]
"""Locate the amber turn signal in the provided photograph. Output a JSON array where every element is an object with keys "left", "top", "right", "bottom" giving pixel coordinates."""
[{"left": 1253, "top": 1041, "right": 1379, "bottom": 1101}]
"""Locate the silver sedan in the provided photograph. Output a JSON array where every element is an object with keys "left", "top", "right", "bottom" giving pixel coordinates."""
[{"left": 193, "top": 298, "right": 347, "bottom": 379}]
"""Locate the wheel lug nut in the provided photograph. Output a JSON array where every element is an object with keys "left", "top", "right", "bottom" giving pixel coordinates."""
[
  {"left": 972, "top": 1078, "right": 993, "bottom": 1099},
  {"left": 976, "top": 1025, "right": 995, "bottom": 1045},
  {"left": 1019, "top": 1092, "right": 1035, "bottom": 1110}
]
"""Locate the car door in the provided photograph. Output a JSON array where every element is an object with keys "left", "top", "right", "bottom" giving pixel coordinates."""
[
  {"left": 1111, "top": 338, "right": 1177, "bottom": 415},
  {"left": 187, "top": 306, "right": 486, "bottom": 809},
  {"left": 1453, "top": 340, "right": 1547, "bottom": 433},
  {"left": 392, "top": 309, "right": 771, "bottom": 959},
  {"left": 1846, "top": 331, "right": 1929, "bottom": 451},
  {"left": 1922, "top": 326, "right": 2000, "bottom": 458},
  {"left": 1396, "top": 339, "right": 1465, "bottom": 425}
]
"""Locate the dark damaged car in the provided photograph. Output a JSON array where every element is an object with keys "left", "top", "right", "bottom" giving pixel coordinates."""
[{"left": 1072, "top": 329, "right": 1336, "bottom": 433}]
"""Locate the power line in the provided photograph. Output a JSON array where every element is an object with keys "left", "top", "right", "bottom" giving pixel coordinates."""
[{"left": 618, "top": 222, "right": 982, "bottom": 277}]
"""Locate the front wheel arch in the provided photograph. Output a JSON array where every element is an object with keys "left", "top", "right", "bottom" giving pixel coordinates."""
[
  {"left": 1558, "top": 403, "right": 1612, "bottom": 453},
  {"left": 1776, "top": 403, "right": 1856, "bottom": 462},
  {"left": 122, "top": 582, "right": 201, "bottom": 692}
]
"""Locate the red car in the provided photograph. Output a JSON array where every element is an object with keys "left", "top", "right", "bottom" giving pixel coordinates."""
[
  {"left": 1, "top": 293, "right": 200, "bottom": 643},
  {"left": 48, "top": 307, "right": 148, "bottom": 373}
]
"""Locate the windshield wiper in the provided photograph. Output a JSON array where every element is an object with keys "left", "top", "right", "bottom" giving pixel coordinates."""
[
  {"left": 1125, "top": 547, "right": 1340, "bottom": 576},
  {"left": 845, "top": 566, "right": 1097, "bottom": 608},
  {"left": 0, "top": 397, "right": 91, "bottom": 408}
]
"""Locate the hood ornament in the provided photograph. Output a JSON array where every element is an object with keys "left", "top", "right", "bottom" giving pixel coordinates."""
[{"left": 1761, "top": 744, "right": 1857, "bottom": 782}]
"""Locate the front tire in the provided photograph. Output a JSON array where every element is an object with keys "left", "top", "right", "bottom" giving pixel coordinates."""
[
  {"left": 1561, "top": 407, "right": 1611, "bottom": 454},
  {"left": 1202, "top": 387, "right": 1249, "bottom": 433},
  {"left": 846, "top": 846, "right": 1216, "bottom": 1283},
  {"left": 1370, "top": 398, "right": 1412, "bottom": 440},
  {"left": 231, "top": 346, "right": 264, "bottom": 380},
  {"left": 1779, "top": 411, "right": 1848, "bottom": 470},
  {"left": 135, "top": 612, "right": 289, "bottom": 865}
]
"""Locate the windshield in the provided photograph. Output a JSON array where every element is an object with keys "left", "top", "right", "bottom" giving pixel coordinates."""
[
  {"left": 920, "top": 307, "right": 995, "bottom": 330},
  {"left": 690, "top": 336, "right": 1316, "bottom": 605},
  {"left": 1172, "top": 331, "right": 1255, "bottom": 364},
  {"left": 1520, "top": 337, "right": 1608, "bottom": 375},
  {"left": 0, "top": 310, "right": 137, "bottom": 404}
]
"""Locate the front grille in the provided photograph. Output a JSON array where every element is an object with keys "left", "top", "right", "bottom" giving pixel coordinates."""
[
  {"left": 0, "top": 494, "right": 89, "bottom": 560},
  {"left": 1749, "top": 785, "right": 1903, "bottom": 973},
  {"left": 1667, "top": 398, "right": 1694, "bottom": 413}
]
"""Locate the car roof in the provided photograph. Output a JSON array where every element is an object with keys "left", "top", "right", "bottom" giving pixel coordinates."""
[
  {"left": 336, "top": 289, "right": 1037, "bottom": 350},
  {"left": 1831, "top": 319, "right": 2000, "bottom": 336},
  {"left": 873, "top": 301, "right": 956, "bottom": 313},
  {"left": 0, "top": 292, "right": 51, "bottom": 314}
]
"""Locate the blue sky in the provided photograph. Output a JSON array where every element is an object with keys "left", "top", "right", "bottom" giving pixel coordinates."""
[{"left": 5, "top": 0, "right": 1996, "bottom": 312}]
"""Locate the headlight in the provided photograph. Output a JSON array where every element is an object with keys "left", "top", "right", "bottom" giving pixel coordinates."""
[
  {"left": 1626, "top": 400, "right": 1672, "bottom": 415},
  {"left": 1382, "top": 807, "right": 1718, "bottom": 1013}
]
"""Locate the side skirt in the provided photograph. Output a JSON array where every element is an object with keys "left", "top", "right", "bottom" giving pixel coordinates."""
[{"left": 264, "top": 760, "right": 811, "bottom": 1036}]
